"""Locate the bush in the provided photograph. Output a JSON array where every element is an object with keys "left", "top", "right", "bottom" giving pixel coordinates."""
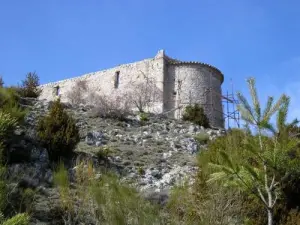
[
  {"left": 137, "top": 167, "right": 145, "bottom": 175},
  {"left": 0, "top": 91, "right": 31, "bottom": 224},
  {"left": 66, "top": 80, "right": 88, "bottom": 105},
  {"left": 0, "top": 213, "right": 29, "bottom": 225},
  {"left": 168, "top": 129, "right": 252, "bottom": 224},
  {"left": 182, "top": 104, "right": 210, "bottom": 128},
  {"left": 54, "top": 159, "right": 160, "bottom": 225},
  {"left": 36, "top": 99, "right": 80, "bottom": 160},
  {"left": 0, "top": 117, "right": 30, "bottom": 224},
  {"left": 91, "top": 173, "right": 160, "bottom": 225},
  {"left": 139, "top": 112, "right": 149, "bottom": 122},
  {"left": 194, "top": 126, "right": 300, "bottom": 225},
  {"left": 96, "top": 146, "right": 111, "bottom": 162},
  {"left": 0, "top": 112, "right": 17, "bottom": 145},
  {"left": 194, "top": 132, "right": 210, "bottom": 145},
  {"left": 284, "top": 209, "right": 300, "bottom": 225},
  {"left": 166, "top": 180, "right": 243, "bottom": 225},
  {"left": 0, "top": 87, "right": 26, "bottom": 122},
  {"left": 126, "top": 78, "right": 162, "bottom": 113},
  {"left": 87, "top": 93, "right": 132, "bottom": 120},
  {"left": 19, "top": 72, "right": 41, "bottom": 98}
]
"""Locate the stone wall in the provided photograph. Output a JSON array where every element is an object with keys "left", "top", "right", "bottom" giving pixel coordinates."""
[
  {"left": 39, "top": 50, "right": 224, "bottom": 128},
  {"left": 39, "top": 53, "right": 165, "bottom": 112}
]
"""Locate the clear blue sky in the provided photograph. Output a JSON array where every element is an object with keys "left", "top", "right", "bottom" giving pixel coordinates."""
[{"left": 1, "top": 0, "right": 299, "bottom": 123}]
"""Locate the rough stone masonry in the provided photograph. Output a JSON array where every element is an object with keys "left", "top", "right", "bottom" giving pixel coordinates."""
[{"left": 39, "top": 50, "right": 224, "bottom": 128}]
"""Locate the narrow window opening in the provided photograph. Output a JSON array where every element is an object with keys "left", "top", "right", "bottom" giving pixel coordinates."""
[
  {"left": 53, "top": 85, "right": 60, "bottom": 97},
  {"left": 56, "top": 86, "right": 60, "bottom": 96},
  {"left": 114, "top": 71, "right": 120, "bottom": 89}
]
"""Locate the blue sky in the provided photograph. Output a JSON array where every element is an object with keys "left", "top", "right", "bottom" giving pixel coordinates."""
[{"left": 0, "top": 0, "right": 299, "bottom": 125}]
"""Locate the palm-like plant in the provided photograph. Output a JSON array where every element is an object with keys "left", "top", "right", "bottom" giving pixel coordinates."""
[{"left": 207, "top": 78, "right": 299, "bottom": 225}]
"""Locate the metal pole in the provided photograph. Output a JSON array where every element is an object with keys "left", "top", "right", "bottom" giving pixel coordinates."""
[{"left": 227, "top": 90, "right": 229, "bottom": 129}]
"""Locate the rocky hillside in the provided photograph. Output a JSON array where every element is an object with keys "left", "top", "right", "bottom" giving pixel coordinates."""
[{"left": 7, "top": 98, "right": 225, "bottom": 224}]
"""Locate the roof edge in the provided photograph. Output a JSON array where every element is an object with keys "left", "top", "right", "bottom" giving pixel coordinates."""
[{"left": 161, "top": 52, "right": 224, "bottom": 83}]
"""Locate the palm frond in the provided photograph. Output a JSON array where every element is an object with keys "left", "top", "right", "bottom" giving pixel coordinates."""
[
  {"left": 287, "top": 118, "right": 299, "bottom": 129},
  {"left": 259, "top": 121, "right": 276, "bottom": 134},
  {"left": 244, "top": 164, "right": 259, "bottom": 180},
  {"left": 247, "top": 78, "right": 261, "bottom": 121},
  {"left": 237, "top": 92, "right": 256, "bottom": 123},
  {"left": 286, "top": 138, "right": 300, "bottom": 152},
  {"left": 237, "top": 104, "right": 255, "bottom": 125},
  {"left": 276, "top": 96, "right": 290, "bottom": 132},
  {"left": 267, "top": 94, "right": 288, "bottom": 119},
  {"left": 219, "top": 150, "right": 235, "bottom": 170},
  {"left": 206, "top": 171, "right": 228, "bottom": 184},
  {"left": 262, "top": 96, "right": 274, "bottom": 121},
  {"left": 207, "top": 163, "right": 234, "bottom": 174}
]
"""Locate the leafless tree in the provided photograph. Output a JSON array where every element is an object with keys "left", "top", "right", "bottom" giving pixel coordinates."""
[
  {"left": 87, "top": 92, "right": 132, "bottom": 120},
  {"left": 127, "top": 76, "right": 162, "bottom": 113},
  {"left": 66, "top": 80, "right": 88, "bottom": 105}
]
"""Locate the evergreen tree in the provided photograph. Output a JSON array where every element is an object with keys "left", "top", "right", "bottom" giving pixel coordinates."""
[{"left": 207, "top": 78, "right": 299, "bottom": 225}]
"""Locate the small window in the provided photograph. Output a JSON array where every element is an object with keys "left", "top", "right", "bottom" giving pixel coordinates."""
[
  {"left": 56, "top": 86, "right": 60, "bottom": 96},
  {"left": 53, "top": 85, "right": 60, "bottom": 96},
  {"left": 114, "top": 71, "right": 120, "bottom": 89}
]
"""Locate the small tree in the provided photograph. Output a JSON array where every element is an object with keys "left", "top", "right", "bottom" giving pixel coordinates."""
[
  {"left": 207, "top": 78, "right": 299, "bottom": 225},
  {"left": 127, "top": 77, "right": 162, "bottom": 113},
  {"left": 0, "top": 87, "right": 27, "bottom": 122},
  {"left": 182, "top": 104, "right": 210, "bottom": 128},
  {"left": 19, "top": 72, "right": 41, "bottom": 98},
  {"left": 36, "top": 99, "right": 80, "bottom": 160},
  {"left": 66, "top": 80, "right": 88, "bottom": 105},
  {"left": 87, "top": 93, "right": 132, "bottom": 120}
]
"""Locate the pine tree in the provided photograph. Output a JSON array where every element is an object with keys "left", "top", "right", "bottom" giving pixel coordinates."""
[
  {"left": 37, "top": 99, "right": 80, "bottom": 160},
  {"left": 19, "top": 72, "right": 41, "bottom": 98},
  {"left": 206, "top": 78, "right": 299, "bottom": 225}
]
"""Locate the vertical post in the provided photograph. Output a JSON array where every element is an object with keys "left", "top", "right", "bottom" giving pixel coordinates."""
[
  {"left": 227, "top": 91, "right": 230, "bottom": 129},
  {"left": 231, "top": 78, "right": 236, "bottom": 127}
]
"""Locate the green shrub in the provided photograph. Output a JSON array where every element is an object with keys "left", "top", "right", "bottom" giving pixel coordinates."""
[
  {"left": 0, "top": 111, "right": 19, "bottom": 163},
  {"left": 0, "top": 92, "right": 30, "bottom": 224},
  {"left": 137, "top": 167, "right": 145, "bottom": 175},
  {"left": 0, "top": 110, "right": 16, "bottom": 209},
  {"left": 139, "top": 112, "right": 149, "bottom": 122},
  {"left": 91, "top": 173, "right": 160, "bottom": 225},
  {"left": 194, "top": 132, "right": 210, "bottom": 145},
  {"left": 0, "top": 112, "right": 17, "bottom": 143},
  {"left": 54, "top": 159, "right": 160, "bottom": 225},
  {"left": 18, "top": 72, "right": 41, "bottom": 98},
  {"left": 96, "top": 146, "right": 111, "bottom": 162},
  {"left": 166, "top": 180, "right": 243, "bottom": 225},
  {"left": 36, "top": 99, "right": 80, "bottom": 160},
  {"left": 0, "top": 213, "right": 29, "bottom": 225},
  {"left": 19, "top": 188, "right": 36, "bottom": 214},
  {"left": 195, "top": 126, "right": 300, "bottom": 225},
  {"left": 182, "top": 104, "right": 210, "bottom": 128},
  {"left": 288, "top": 124, "right": 300, "bottom": 138},
  {"left": 284, "top": 209, "right": 300, "bottom": 225},
  {"left": 0, "top": 87, "right": 26, "bottom": 122}
]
